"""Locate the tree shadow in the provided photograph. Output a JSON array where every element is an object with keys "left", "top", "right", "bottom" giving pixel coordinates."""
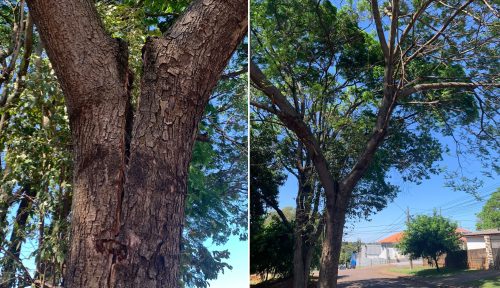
[
  {"left": 335, "top": 277, "right": 435, "bottom": 288},
  {"left": 411, "top": 267, "right": 469, "bottom": 277}
]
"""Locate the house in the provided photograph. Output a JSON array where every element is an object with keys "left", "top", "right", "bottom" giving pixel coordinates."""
[
  {"left": 463, "top": 229, "right": 500, "bottom": 269},
  {"left": 357, "top": 228, "right": 471, "bottom": 267},
  {"left": 378, "top": 232, "right": 408, "bottom": 261},
  {"left": 366, "top": 228, "right": 469, "bottom": 264},
  {"left": 357, "top": 233, "right": 409, "bottom": 266}
]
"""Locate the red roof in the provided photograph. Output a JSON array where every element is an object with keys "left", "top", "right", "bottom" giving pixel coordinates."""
[
  {"left": 378, "top": 228, "right": 471, "bottom": 244},
  {"left": 378, "top": 232, "right": 404, "bottom": 244},
  {"left": 456, "top": 228, "right": 471, "bottom": 242}
]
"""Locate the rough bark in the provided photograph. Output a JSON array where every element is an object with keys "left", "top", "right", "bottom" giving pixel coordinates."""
[
  {"left": 317, "top": 184, "right": 348, "bottom": 288},
  {"left": 26, "top": 0, "right": 247, "bottom": 287},
  {"left": 112, "top": 1, "right": 247, "bottom": 286}
]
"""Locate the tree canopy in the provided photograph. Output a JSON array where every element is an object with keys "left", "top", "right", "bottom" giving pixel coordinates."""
[
  {"left": 476, "top": 188, "right": 500, "bottom": 230},
  {"left": 250, "top": 0, "right": 499, "bottom": 286}
]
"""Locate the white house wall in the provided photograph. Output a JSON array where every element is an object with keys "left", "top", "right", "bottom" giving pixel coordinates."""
[{"left": 466, "top": 236, "right": 486, "bottom": 250}]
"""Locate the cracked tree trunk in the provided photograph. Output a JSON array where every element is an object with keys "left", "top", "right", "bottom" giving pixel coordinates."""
[{"left": 26, "top": 0, "right": 247, "bottom": 287}]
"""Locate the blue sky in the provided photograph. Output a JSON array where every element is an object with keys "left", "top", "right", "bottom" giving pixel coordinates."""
[
  {"left": 277, "top": 136, "right": 499, "bottom": 243},
  {"left": 208, "top": 236, "right": 248, "bottom": 287}
]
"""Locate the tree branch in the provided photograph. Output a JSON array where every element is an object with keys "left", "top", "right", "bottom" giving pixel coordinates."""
[
  {"left": 259, "top": 192, "right": 291, "bottom": 229},
  {"left": 388, "top": 0, "right": 400, "bottom": 61},
  {"left": 482, "top": 0, "right": 500, "bottom": 18},
  {"left": 401, "top": 82, "right": 500, "bottom": 97},
  {"left": 0, "top": 246, "right": 35, "bottom": 285},
  {"left": 405, "top": 0, "right": 474, "bottom": 63},
  {"left": 398, "top": 0, "right": 434, "bottom": 48},
  {"left": 250, "top": 60, "right": 337, "bottom": 196},
  {"left": 250, "top": 100, "right": 277, "bottom": 115},
  {"left": 220, "top": 66, "right": 247, "bottom": 80},
  {"left": 370, "top": 0, "right": 389, "bottom": 61}
]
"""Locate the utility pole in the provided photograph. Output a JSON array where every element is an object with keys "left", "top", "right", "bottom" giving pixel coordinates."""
[{"left": 407, "top": 206, "right": 413, "bottom": 270}]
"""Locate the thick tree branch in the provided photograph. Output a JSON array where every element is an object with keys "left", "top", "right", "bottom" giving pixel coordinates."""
[
  {"left": 250, "top": 60, "right": 337, "bottom": 196},
  {"left": 342, "top": 90, "right": 398, "bottom": 193},
  {"left": 220, "top": 66, "right": 247, "bottom": 80}
]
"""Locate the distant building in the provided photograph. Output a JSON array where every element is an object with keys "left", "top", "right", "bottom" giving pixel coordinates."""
[
  {"left": 357, "top": 228, "right": 470, "bottom": 267},
  {"left": 378, "top": 232, "right": 407, "bottom": 261}
]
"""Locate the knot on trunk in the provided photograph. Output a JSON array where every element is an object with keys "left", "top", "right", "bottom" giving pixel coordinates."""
[{"left": 95, "top": 238, "right": 128, "bottom": 261}]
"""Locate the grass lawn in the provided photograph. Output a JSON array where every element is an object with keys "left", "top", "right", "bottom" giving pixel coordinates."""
[
  {"left": 389, "top": 266, "right": 476, "bottom": 277},
  {"left": 465, "top": 276, "right": 500, "bottom": 288}
]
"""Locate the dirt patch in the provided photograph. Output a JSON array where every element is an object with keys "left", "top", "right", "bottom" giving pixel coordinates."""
[{"left": 251, "top": 265, "right": 499, "bottom": 288}]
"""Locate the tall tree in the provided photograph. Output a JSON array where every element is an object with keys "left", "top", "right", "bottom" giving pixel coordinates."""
[
  {"left": 477, "top": 188, "right": 500, "bottom": 230},
  {"left": 250, "top": 0, "right": 499, "bottom": 287},
  {"left": 397, "top": 214, "right": 462, "bottom": 271},
  {"left": 3, "top": 0, "right": 249, "bottom": 287}
]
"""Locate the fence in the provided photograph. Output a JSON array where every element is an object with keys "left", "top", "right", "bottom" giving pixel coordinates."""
[
  {"left": 468, "top": 248, "right": 486, "bottom": 269},
  {"left": 357, "top": 257, "right": 415, "bottom": 267}
]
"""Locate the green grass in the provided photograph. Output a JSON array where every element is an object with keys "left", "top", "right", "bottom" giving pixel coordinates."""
[
  {"left": 465, "top": 276, "right": 500, "bottom": 288},
  {"left": 389, "top": 266, "right": 473, "bottom": 277}
]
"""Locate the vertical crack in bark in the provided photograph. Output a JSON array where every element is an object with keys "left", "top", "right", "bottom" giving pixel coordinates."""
[
  {"left": 113, "top": 38, "right": 134, "bottom": 238},
  {"left": 98, "top": 38, "right": 135, "bottom": 288}
]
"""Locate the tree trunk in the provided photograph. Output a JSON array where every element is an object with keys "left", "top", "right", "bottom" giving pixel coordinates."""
[
  {"left": 434, "top": 257, "right": 440, "bottom": 272},
  {"left": 317, "top": 184, "right": 349, "bottom": 288},
  {"left": 293, "top": 235, "right": 314, "bottom": 288},
  {"left": 293, "top": 171, "right": 316, "bottom": 288},
  {"left": 26, "top": 0, "right": 247, "bottom": 287}
]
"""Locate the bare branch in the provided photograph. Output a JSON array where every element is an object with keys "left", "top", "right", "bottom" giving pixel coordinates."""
[
  {"left": 482, "top": 0, "right": 500, "bottom": 18},
  {"left": 398, "top": 0, "right": 434, "bottom": 48},
  {"left": 405, "top": 0, "right": 474, "bottom": 64},
  {"left": 401, "top": 81, "right": 500, "bottom": 97}
]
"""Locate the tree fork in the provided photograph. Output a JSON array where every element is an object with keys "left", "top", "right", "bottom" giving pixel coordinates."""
[{"left": 26, "top": 0, "right": 247, "bottom": 287}]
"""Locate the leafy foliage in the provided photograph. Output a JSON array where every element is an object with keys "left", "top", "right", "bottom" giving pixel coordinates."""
[
  {"left": 251, "top": 1, "right": 498, "bottom": 284},
  {"left": 250, "top": 216, "right": 294, "bottom": 279},
  {"left": 476, "top": 188, "right": 500, "bottom": 230},
  {"left": 397, "top": 214, "right": 462, "bottom": 271},
  {"left": 250, "top": 121, "right": 287, "bottom": 231}
]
